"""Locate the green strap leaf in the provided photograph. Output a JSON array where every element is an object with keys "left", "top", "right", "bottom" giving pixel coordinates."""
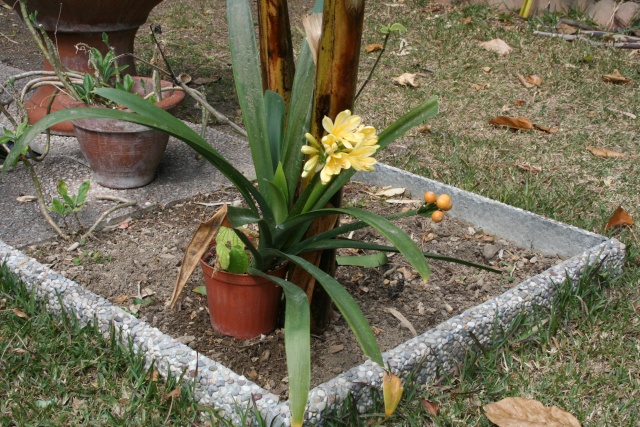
[
  {"left": 227, "top": 0, "right": 273, "bottom": 194},
  {"left": 336, "top": 252, "right": 388, "bottom": 267},
  {"left": 264, "top": 90, "right": 285, "bottom": 172},
  {"left": 247, "top": 268, "right": 310, "bottom": 427},
  {"left": 264, "top": 249, "right": 384, "bottom": 366}
]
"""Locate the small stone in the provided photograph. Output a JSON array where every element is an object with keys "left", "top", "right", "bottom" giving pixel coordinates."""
[
  {"left": 483, "top": 244, "right": 499, "bottom": 260},
  {"left": 444, "top": 303, "right": 453, "bottom": 313},
  {"left": 529, "top": 256, "right": 537, "bottom": 264},
  {"left": 177, "top": 335, "right": 196, "bottom": 345}
]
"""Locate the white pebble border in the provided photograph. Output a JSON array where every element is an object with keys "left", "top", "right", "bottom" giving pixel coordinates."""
[{"left": 0, "top": 166, "right": 625, "bottom": 426}]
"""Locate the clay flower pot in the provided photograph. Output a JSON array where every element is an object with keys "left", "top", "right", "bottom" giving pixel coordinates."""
[
  {"left": 4, "top": 0, "right": 165, "bottom": 135},
  {"left": 66, "top": 76, "right": 184, "bottom": 189},
  {"left": 199, "top": 257, "right": 286, "bottom": 340}
]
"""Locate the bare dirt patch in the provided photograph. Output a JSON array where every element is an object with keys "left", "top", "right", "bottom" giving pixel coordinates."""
[{"left": 24, "top": 181, "right": 561, "bottom": 398}]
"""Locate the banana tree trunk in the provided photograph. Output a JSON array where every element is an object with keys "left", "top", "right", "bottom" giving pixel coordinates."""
[
  {"left": 257, "top": 0, "right": 296, "bottom": 110},
  {"left": 301, "top": 0, "right": 366, "bottom": 332}
]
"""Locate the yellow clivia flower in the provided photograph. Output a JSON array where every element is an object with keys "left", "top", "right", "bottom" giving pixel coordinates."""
[
  {"left": 322, "top": 110, "right": 364, "bottom": 149},
  {"left": 319, "top": 134, "right": 350, "bottom": 184}
]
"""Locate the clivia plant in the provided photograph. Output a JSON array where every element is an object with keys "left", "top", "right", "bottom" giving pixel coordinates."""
[{"left": 4, "top": 0, "right": 498, "bottom": 424}]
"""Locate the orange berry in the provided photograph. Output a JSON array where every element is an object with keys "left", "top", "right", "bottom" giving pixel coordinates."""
[
  {"left": 423, "top": 191, "right": 437, "bottom": 204},
  {"left": 431, "top": 210, "right": 445, "bottom": 223},
  {"left": 436, "top": 194, "right": 453, "bottom": 211}
]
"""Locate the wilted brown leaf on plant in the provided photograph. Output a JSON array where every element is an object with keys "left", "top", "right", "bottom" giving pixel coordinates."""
[
  {"left": 602, "top": 70, "right": 631, "bottom": 84},
  {"left": 586, "top": 146, "right": 625, "bottom": 158},
  {"left": 480, "top": 39, "right": 512, "bottom": 55},
  {"left": 421, "top": 399, "right": 439, "bottom": 416},
  {"left": 484, "top": 397, "right": 581, "bottom": 427},
  {"left": 365, "top": 43, "right": 383, "bottom": 53},
  {"left": 517, "top": 163, "right": 542, "bottom": 173},
  {"left": 532, "top": 123, "right": 558, "bottom": 133},
  {"left": 489, "top": 116, "right": 533, "bottom": 130},
  {"left": 605, "top": 206, "right": 633, "bottom": 231},
  {"left": 392, "top": 72, "right": 419, "bottom": 87}
]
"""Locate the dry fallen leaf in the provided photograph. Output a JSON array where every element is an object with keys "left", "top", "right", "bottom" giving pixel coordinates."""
[
  {"left": 556, "top": 22, "right": 578, "bottom": 34},
  {"left": 374, "top": 187, "right": 406, "bottom": 197},
  {"left": 365, "top": 43, "right": 383, "bottom": 53},
  {"left": 113, "top": 295, "right": 130, "bottom": 303},
  {"left": 489, "top": 116, "right": 534, "bottom": 131},
  {"left": 383, "top": 372, "right": 404, "bottom": 418},
  {"left": 117, "top": 221, "right": 131, "bottom": 229},
  {"left": 417, "top": 125, "right": 432, "bottom": 133},
  {"left": 586, "top": 146, "right": 625, "bottom": 158},
  {"left": 526, "top": 75, "right": 542, "bottom": 86},
  {"left": 482, "top": 66, "right": 492, "bottom": 73},
  {"left": 517, "top": 163, "right": 542, "bottom": 173},
  {"left": 472, "top": 83, "right": 490, "bottom": 90},
  {"left": 327, "top": 344, "right": 344, "bottom": 354},
  {"left": 514, "top": 100, "right": 526, "bottom": 106},
  {"left": 16, "top": 195, "right": 36, "bottom": 203},
  {"left": 145, "top": 369, "right": 159, "bottom": 382},
  {"left": 385, "top": 199, "right": 421, "bottom": 204},
  {"left": 532, "top": 123, "right": 558, "bottom": 133},
  {"left": 392, "top": 72, "right": 419, "bottom": 87},
  {"left": 13, "top": 308, "right": 29, "bottom": 319},
  {"left": 605, "top": 206, "right": 633, "bottom": 231},
  {"left": 606, "top": 107, "right": 637, "bottom": 119},
  {"left": 479, "top": 39, "right": 512, "bottom": 55},
  {"left": 384, "top": 307, "right": 417, "bottom": 336},
  {"left": 192, "top": 76, "right": 220, "bottom": 85},
  {"left": 517, "top": 73, "right": 534, "bottom": 89},
  {"left": 164, "top": 386, "right": 181, "bottom": 400},
  {"left": 484, "top": 397, "right": 581, "bottom": 427},
  {"left": 459, "top": 16, "right": 472, "bottom": 24},
  {"left": 421, "top": 399, "right": 439, "bottom": 416},
  {"left": 602, "top": 69, "right": 631, "bottom": 84}
]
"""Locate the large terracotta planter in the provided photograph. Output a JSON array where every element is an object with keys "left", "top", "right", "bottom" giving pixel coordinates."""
[
  {"left": 200, "top": 257, "right": 286, "bottom": 340},
  {"left": 4, "top": 0, "right": 165, "bottom": 135},
  {"left": 67, "top": 77, "right": 184, "bottom": 189}
]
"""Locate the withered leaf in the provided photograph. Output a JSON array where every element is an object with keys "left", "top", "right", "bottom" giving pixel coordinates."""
[
  {"left": 421, "top": 399, "right": 439, "bottom": 416},
  {"left": 384, "top": 307, "right": 417, "bottom": 336},
  {"left": 13, "top": 308, "right": 29, "bottom": 319},
  {"left": 479, "top": 39, "right": 512, "bottom": 55},
  {"left": 517, "top": 163, "right": 542, "bottom": 173},
  {"left": 482, "top": 66, "right": 492, "bottom": 73},
  {"left": 373, "top": 187, "right": 406, "bottom": 197},
  {"left": 514, "top": 100, "right": 526, "bottom": 106},
  {"left": 586, "top": 146, "right": 625, "bottom": 158},
  {"left": 145, "top": 369, "right": 159, "bottom": 382},
  {"left": 392, "top": 72, "right": 419, "bottom": 87},
  {"left": 472, "top": 83, "right": 490, "bottom": 90},
  {"left": 417, "top": 125, "right": 432, "bottom": 133},
  {"left": 484, "top": 397, "right": 581, "bottom": 427},
  {"left": 165, "top": 386, "right": 181, "bottom": 400},
  {"left": 192, "top": 76, "right": 220, "bottom": 85},
  {"left": 16, "top": 195, "right": 36, "bottom": 203},
  {"left": 327, "top": 344, "right": 344, "bottom": 354},
  {"left": 526, "top": 75, "right": 542, "bottom": 86},
  {"left": 533, "top": 123, "right": 558, "bottom": 133},
  {"left": 459, "top": 17, "right": 472, "bottom": 24},
  {"left": 605, "top": 206, "right": 633, "bottom": 231},
  {"left": 606, "top": 107, "right": 636, "bottom": 119},
  {"left": 365, "top": 43, "right": 383, "bottom": 53},
  {"left": 556, "top": 23, "right": 578, "bottom": 34},
  {"left": 602, "top": 69, "right": 631, "bottom": 84},
  {"left": 489, "top": 116, "right": 534, "bottom": 131},
  {"left": 113, "top": 295, "right": 130, "bottom": 303},
  {"left": 517, "top": 73, "right": 534, "bottom": 89},
  {"left": 383, "top": 372, "right": 403, "bottom": 418}
]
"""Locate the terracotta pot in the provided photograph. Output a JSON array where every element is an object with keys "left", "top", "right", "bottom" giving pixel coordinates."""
[
  {"left": 67, "top": 77, "right": 184, "bottom": 189},
  {"left": 200, "top": 258, "right": 286, "bottom": 340},
  {"left": 4, "top": 0, "right": 165, "bottom": 135}
]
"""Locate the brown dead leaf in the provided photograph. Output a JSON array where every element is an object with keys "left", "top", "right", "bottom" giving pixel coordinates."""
[
  {"left": 459, "top": 16, "right": 472, "bottom": 24},
  {"left": 489, "top": 116, "right": 534, "bottom": 131},
  {"left": 145, "top": 369, "right": 159, "bottom": 382},
  {"left": 117, "top": 221, "right": 131, "bottom": 229},
  {"left": 472, "top": 83, "right": 489, "bottom": 90},
  {"left": 514, "top": 100, "right": 526, "bottom": 106},
  {"left": 482, "top": 66, "right": 492, "bottom": 73},
  {"left": 365, "top": 43, "right": 383, "bottom": 53},
  {"left": 164, "top": 386, "right": 181, "bottom": 400},
  {"left": 113, "top": 295, "right": 130, "bottom": 303},
  {"left": 479, "top": 39, "right": 512, "bottom": 55},
  {"left": 373, "top": 187, "right": 406, "bottom": 197},
  {"left": 327, "top": 344, "right": 344, "bottom": 354},
  {"left": 556, "top": 22, "right": 578, "bottom": 34},
  {"left": 605, "top": 206, "right": 633, "bottom": 231},
  {"left": 392, "top": 72, "right": 419, "bottom": 87},
  {"left": 532, "top": 123, "right": 558, "bottom": 133},
  {"left": 586, "top": 146, "right": 625, "bottom": 158},
  {"left": 602, "top": 69, "right": 631, "bottom": 84},
  {"left": 384, "top": 307, "right": 417, "bottom": 336},
  {"left": 517, "top": 73, "right": 534, "bottom": 89},
  {"left": 421, "top": 399, "right": 439, "bottom": 416},
  {"left": 484, "top": 397, "right": 581, "bottom": 427},
  {"left": 16, "top": 195, "right": 36, "bottom": 203},
  {"left": 397, "top": 266, "right": 416, "bottom": 281},
  {"left": 13, "top": 308, "right": 29, "bottom": 319},
  {"left": 12, "top": 348, "right": 28, "bottom": 354},
  {"left": 526, "top": 75, "right": 542, "bottom": 86},
  {"left": 417, "top": 125, "right": 432, "bottom": 133},
  {"left": 192, "top": 76, "right": 220, "bottom": 85},
  {"left": 517, "top": 163, "right": 542, "bottom": 174},
  {"left": 371, "top": 325, "right": 384, "bottom": 336}
]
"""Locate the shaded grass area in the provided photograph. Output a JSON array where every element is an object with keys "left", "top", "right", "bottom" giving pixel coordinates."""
[{"left": 0, "top": 263, "right": 216, "bottom": 426}]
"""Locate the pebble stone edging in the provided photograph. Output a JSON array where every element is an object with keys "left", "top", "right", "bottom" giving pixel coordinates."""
[{"left": 0, "top": 178, "right": 626, "bottom": 426}]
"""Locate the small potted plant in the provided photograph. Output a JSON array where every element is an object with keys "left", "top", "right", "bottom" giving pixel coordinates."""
[{"left": 3, "top": 2, "right": 184, "bottom": 189}]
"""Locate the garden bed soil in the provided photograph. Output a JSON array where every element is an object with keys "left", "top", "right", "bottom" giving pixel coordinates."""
[{"left": 24, "top": 182, "right": 561, "bottom": 398}]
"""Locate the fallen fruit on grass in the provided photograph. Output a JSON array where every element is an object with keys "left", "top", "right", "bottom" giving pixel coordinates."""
[
  {"left": 436, "top": 194, "right": 453, "bottom": 211},
  {"left": 432, "top": 210, "right": 445, "bottom": 223},
  {"left": 423, "top": 191, "right": 437, "bottom": 204}
]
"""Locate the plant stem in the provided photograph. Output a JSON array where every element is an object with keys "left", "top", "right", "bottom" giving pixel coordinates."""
[
  {"left": 355, "top": 32, "right": 390, "bottom": 101},
  {"left": 80, "top": 196, "right": 136, "bottom": 241}
]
